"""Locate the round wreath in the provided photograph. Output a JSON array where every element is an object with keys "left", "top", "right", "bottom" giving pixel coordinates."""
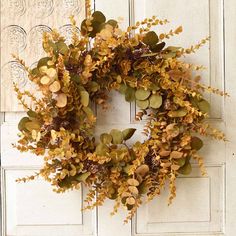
[{"left": 14, "top": 3, "right": 227, "bottom": 222}]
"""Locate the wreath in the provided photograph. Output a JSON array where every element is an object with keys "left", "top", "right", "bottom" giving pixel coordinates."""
[{"left": 14, "top": 2, "right": 227, "bottom": 222}]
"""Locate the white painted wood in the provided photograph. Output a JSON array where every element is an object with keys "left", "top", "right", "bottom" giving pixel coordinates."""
[
  {"left": 0, "top": 0, "right": 86, "bottom": 111},
  {"left": 1, "top": 0, "right": 236, "bottom": 235},
  {"left": 135, "top": 165, "right": 224, "bottom": 235},
  {"left": 224, "top": 0, "right": 236, "bottom": 235},
  {"left": 2, "top": 168, "right": 95, "bottom": 236},
  {"left": 131, "top": 1, "right": 227, "bottom": 235}
]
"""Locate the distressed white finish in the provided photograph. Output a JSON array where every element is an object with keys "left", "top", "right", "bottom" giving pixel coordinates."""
[
  {"left": 1, "top": 0, "right": 236, "bottom": 235},
  {"left": 0, "top": 0, "right": 86, "bottom": 111},
  {"left": 2, "top": 168, "right": 94, "bottom": 236}
]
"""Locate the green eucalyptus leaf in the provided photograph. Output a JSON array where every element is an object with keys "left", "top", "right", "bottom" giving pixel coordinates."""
[
  {"left": 89, "top": 20, "right": 102, "bottom": 38},
  {"left": 71, "top": 74, "right": 81, "bottom": 83},
  {"left": 76, "top": 172, "right": 91, "bottom": 182},
  {"left": 107, "top": 19, "right": 118, "bottom": 28},
  {"left": 119, "top": 84, "right": 128, "bottom": 94},
  {"left": 37, "top": 57, "right": 51, "bottom": 69},
  {"left": 43, "top": 40, "right": 57, "bottom": 54},
  {"left": 168, "top": 108, "right": 188, "bottom": 117},
  {"left": 80, "top": 19, "right": 87, "bottom": 35},
  {"left": 150, "top": 42, "right": 166, "bottom": 52},
  {"left": 122, "top": 128, "right": 136, "bottom": 141},
  {"left": 198, "top": 99, "right": 210, "bottom": 114},
  {"left": 92, "top": 11, "right": 106, "bottom": 23},
  {"left": 135, "top": 89, "right": 151, "bottom": 100},
  {"left": 95, "top": 143, "right": 109, "bottom": 156},
  {"left": 149, "top": 94, "right": 162, "bottom": 109},
  {"left": 190, "top": 96, "right": 199, "bottom": 108},
  {"left": 100, "top": 133, "right": 113, "bottom": 144},
  {"left": 137, "top": 99, "right": 149, "bottom": 109},
  {"left": 18, "top": 117, "right": 30, "bottom": 131},
  {"left": 162, "top": 52, "right": 176, "bottom": 59},
  {"left": 58, "top": 176, "right": 73, "bottom": 188},
  {"left": 176, "top": 157, "right": 186, "bottom": 167},
  {"left": 138, "top": 181, "right": 148, "bottom": 194},
  {"left": 56, "top": 41, "right": 69, "bottom": 55},
  {"left": 125, "top": 87, "right": 135, "bottom": 102},
  {"left": 148, "top": 83, "right": 160, "bottom": 91},
  {"left": 31, "top": 67, "right": 40, "bottom": 77},
  {"left": 141, "top": 53, "right": 158, "bottom": 57},
  {"left": 88, "top": 81, "right": 100, "bottom": 92},
  {"left": 165, "top": 46, "right": 181, "bottom": 52},
  {"left": 110, "top": 129, "right": 123, "bottom": 144},
  {"left": 27, "top": 110, "right": 38, "bottom": 118},
  {"left": 25, "top": 121, "right": 41, "bottom": 131},
  {"left": 177, "top": 161, "right": 192, "bottom": 175},
  {"left": 191, "top": 136, "right": 203, "bottom": 150},
  {"left": 80, "top": 91, "right": 89, "bottom": 107},
  {"left": 143, "top": 31, "right": 159, "bottom": 46}
]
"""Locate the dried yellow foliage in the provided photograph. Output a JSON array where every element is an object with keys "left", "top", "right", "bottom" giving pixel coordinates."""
[{"left": 14, "top": 5, "right": 227, "bottom": 223}]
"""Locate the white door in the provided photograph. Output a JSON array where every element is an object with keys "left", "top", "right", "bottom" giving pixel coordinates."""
[{"left": 1, "top": 0, "right": 236, "bottom": 235}]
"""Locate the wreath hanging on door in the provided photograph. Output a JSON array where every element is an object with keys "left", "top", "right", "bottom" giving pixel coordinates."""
[{"left": 14, "top": 1, "right": 227, "bottom": 222}]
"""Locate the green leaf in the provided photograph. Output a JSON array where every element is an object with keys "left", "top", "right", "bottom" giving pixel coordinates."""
[
  {"left": 56, "top": 41, "right": 68, "bottom": 55},
  {"left": 149, "top": 94, "right": 162, "bottom": 109},
  {"left": 88, "top": 81, "right": 100, "bottom": 92},
  {"left": 71, "top": 74, "right": 81, "bottom": 83},
  {"left": 191, "top": 136, "right": 203, "bottom": 150},
  {"left": 58, "top": 176, "right": 73, "bottom": 188},
  {"left": 136, "top": 99, "right": 149, "bottom": 109},
  {"left": 162, "top": 52, "right": 176, "bottom": 59},
  {"left": 95, "top": 143, "right": 109, "bottom": 156},
  {"left": 177, "top": 161, "right": 192, "bottom": 175},
  {"left": 80, "top": 19, "right": 87, "bottom": 35},
  {"left": 143, "top": 31, "right": 159, "bottom": 46},
  {"left": 31, "top": 67, "right": 40, "bottom": 77},
  {"left": 76, "top": 172, "right": 91, "bottom": 182},
  {"left": 122, "top": 128, "right": 136, "bottom": 141},
  {"left": 43, "top": 40, "right": 57, "bottom": 54},
  {"left": 18, "top": 117, "right": 30, "bottom": 131},
  {"left": 25, "top": 121, "right": 41, "bottom": 131},
  {"left": 147, "top": 83, "right": 160, "bottom": 91},
  {"left": 100, "top": 133, "right": 113, "bottom": 144},
  {"left": 89, "top": 20, "right": 102, "bottom": 38},
  {"left": 110, "top": 129, "right": 123, "bottom": 144},
  {"left": 150, "top": 42, "right": 166, "bottom": 52},
  {"left": 141, "top": 53, "right": 158, "bottom": 57},
  {"left": 135, "top": 89, "right": 151, "bottom": 100},
  {"left": 138, "top": 181, "right": 148, "bottom": 194},
  {"left": 165, "top": 46, "right": 181, "bottom": 52},
  {"left": 198, "top": 99, "right": 210, "bottom": 114},
  {"left": 27, "top": 110, "right": 38, "bottom": 118},
  {"left": 80, "top": 91, "right": 89, "bottom": 107},
  {"left": 125, "top": 87, "right": 135, "bottom": 102},
  {"left": 92, "top": 11, "right": 106, "bottom": 23},
  {"left": 176, "top": 157, "right": 186, "bottom": 167},
  {"left": 168, "top": 108, "right": 188, "bottom": 117},
  {"left": 119, "top": 84, "right": 128, "bottom": 94},
  {"left": 106, "top": 19, "right": 118, "bottom": 28},
  {"left": 37, "top": 57, "right": 51, "bottom": 69}
]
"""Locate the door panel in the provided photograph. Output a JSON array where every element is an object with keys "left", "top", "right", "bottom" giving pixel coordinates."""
[
  {"left": 1, "top": 0, "right": 235, "bottom": 236},
  {"left": 2, "top": 169, "right": 94, "bottom": 236},
  {"left": 135, "top": 165, "right": 224, "bottom": 234},
  {"left": 132, "top": 1, "right": 226, "bottom": 235}
]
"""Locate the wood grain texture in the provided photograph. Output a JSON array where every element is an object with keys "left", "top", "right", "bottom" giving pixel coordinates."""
[{"left": 0, "top": 0, "right": 85, "bottom": 111}]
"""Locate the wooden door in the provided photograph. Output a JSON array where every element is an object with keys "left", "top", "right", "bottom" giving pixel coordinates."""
[{"left": 1, "top": 0, "right": 236, "bottom": 235}]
